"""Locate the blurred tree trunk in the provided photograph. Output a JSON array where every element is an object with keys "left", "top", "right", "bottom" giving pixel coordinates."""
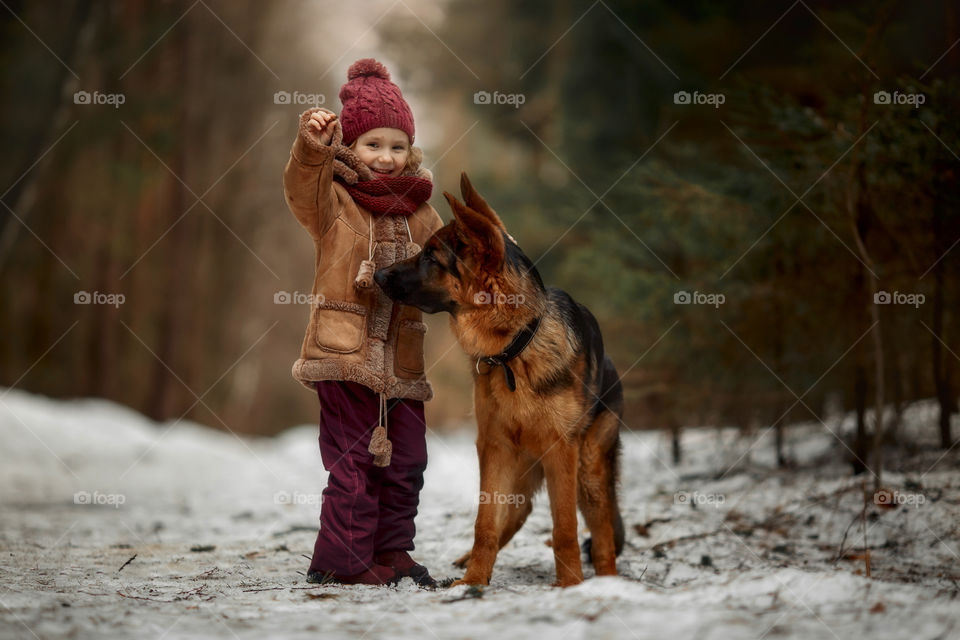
[
  {"left": 888, "top": 346, "right": 904, "bottom": 442},
  {"left": 773, "top": 409, "right": 786, "bottom": 468},
  {"left": 848, "top": 148, "right": 884, "bottom": 489},
  {"left": 932, "top": 199, "right": 955, "bottom": 448},
  {"left": 772, "top": 256, "right": 787, "bottom": 467},
  {"left": 853, "top": 364, "right": 868, "bottom": 475},
  {"left": 845, "top": 4, "right": 898, "bottom": 487},
  {"left": 0, "top": 0, "right": 95, "bottom": 274},
  {"left": 931, "top": 2, "right": 959, "bottom": 449},
  {"left": 670, "top": 420, "right": 681, "bottom": 465},
  {"left": 146, "top": 4, "right": 196, "bottom": 421},
  {"left": 25, "top": 209, "right": 59, "bottom": 371},
  {"left": 88, "top": 243, "right": 117, "bottom": 397},
  {"left": 527, "top": 0, "right": 572, "bottom": 176}
]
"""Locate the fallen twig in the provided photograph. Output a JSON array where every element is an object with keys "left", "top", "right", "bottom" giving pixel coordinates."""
[
  {"left": 116, "top": 591, "right": 174, "bottom": 603},
  {"left": 649, "top": 529, "right": 723, "bottom": 553},
  {"left": 833, "top": 512, "right": 861, "bottom": 564},
  {"left": 633, "top": 518, "right": 672, "bottom": 537},
  {"left": 272, "top": 525, "right": 316, "bottom": 538},
  {"left": 118, "top": 554, "right": 137, "bottom": 572},
  {"left": 861, "top": 480, "right": 872, "bottom": 578}
]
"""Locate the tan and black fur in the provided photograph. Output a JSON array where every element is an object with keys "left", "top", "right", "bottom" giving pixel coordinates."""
[{"left": 375, "top": 174, "right": 625, "bottom": 587}]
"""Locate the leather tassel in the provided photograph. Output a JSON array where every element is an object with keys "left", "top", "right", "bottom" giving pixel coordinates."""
[
  {"left": 354, "top": 259, "right": 376, "bottom": 290},
  {"left": 368, "top": 425, "right": 392, "bottom": 467}
]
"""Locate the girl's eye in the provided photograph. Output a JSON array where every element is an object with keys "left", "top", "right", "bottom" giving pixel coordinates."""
[
  {"left": 393, "top": 146, "right": 405, "bottom": 151},
  {"left": 367, "top": 143, "right": 378, "bottom": 149}
]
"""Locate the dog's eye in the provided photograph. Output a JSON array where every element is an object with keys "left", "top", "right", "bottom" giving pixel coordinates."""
[{"left": 423, "top": 252, "right": 447, "bottom": 273}]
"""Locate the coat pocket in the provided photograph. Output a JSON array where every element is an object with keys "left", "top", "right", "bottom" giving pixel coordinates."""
[
  {"left": 395, "top": 319, "right": 427, "bottom": 374},
  {"left": 312, "top": 301, "right": 367, "bottom": 354}
]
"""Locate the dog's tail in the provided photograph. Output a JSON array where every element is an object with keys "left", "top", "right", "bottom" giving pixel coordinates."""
[
  {"left": 611, "top": 438, "right": 625, "bottom": 556},
  {"left": 602, "top": 355, "right": 626, "bottom": 557},
  {"left": 579, "top": 428, "right": 626, "bottom": 560}
]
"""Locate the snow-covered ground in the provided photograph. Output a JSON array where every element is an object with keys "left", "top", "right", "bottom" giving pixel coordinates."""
[{"left": 1, "top": 388, "right": 958, "bottom": 639}]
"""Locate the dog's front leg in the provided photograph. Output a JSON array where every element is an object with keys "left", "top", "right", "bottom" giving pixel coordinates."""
[
  {"left": 452, "top": 440, "right": 512, "bottom": 586},
  {"left": 543, "top": 440, "right": 584, "bottom": 587}
]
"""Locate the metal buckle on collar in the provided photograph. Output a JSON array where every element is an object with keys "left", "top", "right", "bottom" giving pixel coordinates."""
[
  {"left": 476, "top": 356, "right": 516, "bottom": 392},
  {"left": 473, "top": 316, "right": 540, "bottom": 393}
]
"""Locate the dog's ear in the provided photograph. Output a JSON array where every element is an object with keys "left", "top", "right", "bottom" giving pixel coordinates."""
[
  {"left": 443, "top": 191, "right": 505, "bottom": 269},
  {"left": 460, "top": 172, "right": 507, "bottom": 232}
]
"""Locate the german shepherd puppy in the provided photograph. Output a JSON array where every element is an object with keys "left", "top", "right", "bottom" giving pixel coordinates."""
[{"left": 375, "top": 174, "right": 625, "bottom": 587}]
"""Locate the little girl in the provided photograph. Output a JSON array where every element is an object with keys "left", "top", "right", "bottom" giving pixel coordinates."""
[{"left": 282, "top": 59, "right": 443, "bottom": 586}]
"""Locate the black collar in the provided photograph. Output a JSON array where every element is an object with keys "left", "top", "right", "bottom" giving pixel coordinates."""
[{"left": 476, "top": 316, "right": 542, "bottom": 392}]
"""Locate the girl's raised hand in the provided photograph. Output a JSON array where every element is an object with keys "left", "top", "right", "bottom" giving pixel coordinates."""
[{"left": 305, "top": 109, "right": 338, "bottom": 146}]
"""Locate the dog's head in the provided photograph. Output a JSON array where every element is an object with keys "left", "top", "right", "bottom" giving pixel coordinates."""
[{"left": 375, "top": 173, "right": 543, "bottom": 317}]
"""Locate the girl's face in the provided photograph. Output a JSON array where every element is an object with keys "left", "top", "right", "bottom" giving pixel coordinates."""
[{"left": 351, "top": 127, "right": 411, "bottom": 178}]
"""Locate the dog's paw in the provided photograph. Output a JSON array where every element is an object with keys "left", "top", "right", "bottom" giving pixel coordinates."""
[
  {"left": 451, "top": 551, "right": 471, "bottom": 568},
  {"left": 442, "top": 582, "right": 486, "bottom": 601}
]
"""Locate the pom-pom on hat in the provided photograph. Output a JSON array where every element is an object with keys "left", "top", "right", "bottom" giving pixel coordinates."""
[{"left": 338, "top": 58, "right": 415, "bottom": 146}]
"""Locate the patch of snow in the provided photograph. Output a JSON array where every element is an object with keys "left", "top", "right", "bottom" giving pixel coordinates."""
[{"left": 0, "top": 388, "right": 957, "bottom": 639}]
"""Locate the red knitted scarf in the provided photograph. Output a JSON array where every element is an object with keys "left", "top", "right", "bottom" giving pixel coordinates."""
[{"left": 338, "top": 175, "right": 433, "bottom": 216}]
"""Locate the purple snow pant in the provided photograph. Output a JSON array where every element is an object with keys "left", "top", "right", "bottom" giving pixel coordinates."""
[{"left": 308, "top": 380, "right": 427, "bottom": 576}]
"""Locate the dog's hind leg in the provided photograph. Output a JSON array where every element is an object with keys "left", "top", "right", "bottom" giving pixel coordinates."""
[
  {"left": 577, "top": 408, "right": 623, "bottom": 576},
  {"left": 497, "top": 461, "right": 542, "bottom": 548}
]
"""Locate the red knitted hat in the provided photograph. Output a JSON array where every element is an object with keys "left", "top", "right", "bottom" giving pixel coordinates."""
[{"left": 338, "top": 59, "right": 415, "bottom": 146}]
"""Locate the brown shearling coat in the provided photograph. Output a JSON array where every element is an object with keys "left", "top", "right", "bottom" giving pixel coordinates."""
[{"left": 282, "top": 108, "right": 443, "bottom": 401}]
